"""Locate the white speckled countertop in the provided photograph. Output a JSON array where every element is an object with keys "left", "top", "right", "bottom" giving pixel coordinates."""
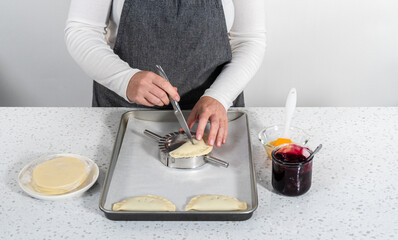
[{"left": 1, "top": 107, "right": 397, "bottom": 240}]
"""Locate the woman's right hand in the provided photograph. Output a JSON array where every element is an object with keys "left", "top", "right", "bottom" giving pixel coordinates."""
[{"left": 126, "top": 71, "right": 180, "bottom": 107}]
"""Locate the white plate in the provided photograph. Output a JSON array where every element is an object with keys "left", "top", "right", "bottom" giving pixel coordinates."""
[{"left": 18, "top": 153, "right": 99, "bottom": 200}]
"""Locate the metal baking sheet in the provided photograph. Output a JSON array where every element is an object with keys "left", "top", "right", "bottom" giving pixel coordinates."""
[{"left": 99, "top": 110, "right": 258, "bottom": 221}]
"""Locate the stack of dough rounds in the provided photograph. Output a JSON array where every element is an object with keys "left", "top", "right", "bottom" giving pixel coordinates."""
[
  {"left": 112, "top": 195, "right": 176, "bottom": 212},
  {"left": 31, "top": 157, "right": 88, "bottom": 195},
  {"left": 169, "top": 135, "right": 213, "bottom": 158},
  {"left": 185, "top": 194, "right": 248, "bottom": 211}
]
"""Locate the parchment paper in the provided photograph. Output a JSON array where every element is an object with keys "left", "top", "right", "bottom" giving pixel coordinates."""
[{"left": 104, "top": 113, "right": 253, "bottom": 211}]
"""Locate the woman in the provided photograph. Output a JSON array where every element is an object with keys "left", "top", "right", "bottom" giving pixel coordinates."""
[{"left": 65, "top": 0, "right": 265, "bottom": 147}]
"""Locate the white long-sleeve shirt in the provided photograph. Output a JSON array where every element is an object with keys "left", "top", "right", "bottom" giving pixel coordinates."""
[{"left": 65, "top": 0, "right": 266, "bottom": 110}]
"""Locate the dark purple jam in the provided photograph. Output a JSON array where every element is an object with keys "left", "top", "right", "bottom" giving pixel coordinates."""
[{"left": 272, "top": 144, "right": 312, "bottom": 196}]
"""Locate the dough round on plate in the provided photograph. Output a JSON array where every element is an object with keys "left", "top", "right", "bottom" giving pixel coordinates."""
[
  {"left": 185, "top": 194, "right": 248, "bottom": 211},
  {"left": 31, "top": 157, "right": 88, "bottom": 195},
  {"left": 169, "top": 135, "right": 213, "bottom": 158},
  {"left": 112, "top": 195, "right": 176, "bottom": 212}
]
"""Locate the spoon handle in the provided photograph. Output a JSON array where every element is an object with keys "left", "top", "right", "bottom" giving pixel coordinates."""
[
  {"left": 308, "top": 144, "right": 323, "bottom": 160},
  {"left": 283, "top": 88, "right": 297, "bottom": 138}
]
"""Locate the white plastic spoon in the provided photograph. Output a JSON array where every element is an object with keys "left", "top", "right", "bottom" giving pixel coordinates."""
[{"left": 282, "top": 88, "right": 297, "bottom": 138}]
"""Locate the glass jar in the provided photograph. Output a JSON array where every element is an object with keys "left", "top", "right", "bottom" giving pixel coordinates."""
[{"left": 271, "top": 143, "right": 313, "bottom": 196}]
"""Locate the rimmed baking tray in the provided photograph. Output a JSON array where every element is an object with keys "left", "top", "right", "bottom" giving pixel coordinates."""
[{"left": 99, "top": 109, "right": 258, "bottom": 221}]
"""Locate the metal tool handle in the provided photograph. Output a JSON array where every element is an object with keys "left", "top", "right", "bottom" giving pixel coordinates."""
[
  {"left": 155, "top": 64, "right": 195, "bottom": 145},
  {"left": 155, "top": 65, "right": 177, "bottom": 107},
  {"left": 204, "top": 155, "right": 229, "bottom": 168},
  {"left": 143, "top": 129, "right": 163, "bottom": 141},
  {"left": 155, "top": 64, "right": 180, "bottom": 112}
]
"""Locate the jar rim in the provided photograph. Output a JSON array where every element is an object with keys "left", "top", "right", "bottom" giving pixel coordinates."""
[{"left": 271, "top": 143, "right": 314, "bottom": 166}]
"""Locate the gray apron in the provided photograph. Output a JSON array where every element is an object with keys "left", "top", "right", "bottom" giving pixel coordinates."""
[{"left": 93, "top": 0, "right": 244, "bottom": 109}]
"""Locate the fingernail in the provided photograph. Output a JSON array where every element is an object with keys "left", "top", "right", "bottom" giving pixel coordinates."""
[
  {"left": 209, "top": 138, "right": 214, "bottom": 146},
  {"left": 175, "top": 95, "right": 180, "bottom": 102},
  {"left": 217, "top": 141, "right": 221, "bottom": 147},
  {"left": 222, "top": 139, "right": 226, "bottom": 144},
  {"left": 196, "top": 134, "right": 202, "bottom": 140}
]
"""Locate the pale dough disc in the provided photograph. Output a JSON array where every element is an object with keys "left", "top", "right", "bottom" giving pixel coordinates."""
[
  {"left": 185, "top": 194, "right": 248, "bottom": 211},
  {"left": 31, "top": 157, "right": 88, "bottom": 195},
  {"left": 169, "top": 135, "right": 213, "bottom": 158},
  {"left": 112, "top": 195, "right": 176, "bottom": 212}
]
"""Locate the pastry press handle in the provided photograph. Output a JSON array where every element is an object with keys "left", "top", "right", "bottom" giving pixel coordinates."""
[
  {"left": 204, "top": 155, "right": 229, "bottom": 168},
  {"left": 143, "top": 129, "right": 163, "bottom": 141}
]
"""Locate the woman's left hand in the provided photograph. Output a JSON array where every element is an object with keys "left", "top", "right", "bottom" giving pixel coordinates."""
[{"left": 186, "top": 96, "right": 228, "bottom": 147}]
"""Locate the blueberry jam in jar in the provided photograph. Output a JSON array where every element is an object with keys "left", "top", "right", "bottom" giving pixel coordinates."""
[{"left": 271, "top": 143, "right": 313, "bottom": 196}]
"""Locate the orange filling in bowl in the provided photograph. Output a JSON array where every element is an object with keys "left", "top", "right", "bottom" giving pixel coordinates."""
[{"left": 265, "top": 138, "right": 293, "bottom": 158}]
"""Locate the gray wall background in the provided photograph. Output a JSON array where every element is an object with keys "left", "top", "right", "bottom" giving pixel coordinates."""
[{"left": 1, "top": 0, "right": 397, "bottom": 107}]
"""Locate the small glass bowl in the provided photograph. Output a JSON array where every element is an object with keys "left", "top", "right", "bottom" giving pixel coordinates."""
[{"left": 258, "top": 125, "right": 310, "bottom": 158}]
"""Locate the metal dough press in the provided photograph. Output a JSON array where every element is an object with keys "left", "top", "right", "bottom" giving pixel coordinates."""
[{"left": 144, "top": 129, "right": 229, "bottom": 169}]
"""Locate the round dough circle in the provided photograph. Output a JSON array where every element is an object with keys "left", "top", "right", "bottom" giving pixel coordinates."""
[{"left": 31, "top": 157, "right": 88, "bottom": 194}]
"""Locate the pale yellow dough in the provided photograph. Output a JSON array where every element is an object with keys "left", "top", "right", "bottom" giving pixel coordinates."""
[
  {"left": 185, "top": 194, "right": 248, "bottom": 211},
  {"left": 169, "top": 135, "right": 213, "bottom": 158},
  {"left": 31, "top": 157, "right": 88, "bottom": 195},
  {"left": 112, "top": 195, "right": 176, "bottom": 212}
]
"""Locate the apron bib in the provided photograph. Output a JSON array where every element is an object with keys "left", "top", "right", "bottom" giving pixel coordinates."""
[{"left": 93, "top": 0, "right": 244, "bottom": 109}]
